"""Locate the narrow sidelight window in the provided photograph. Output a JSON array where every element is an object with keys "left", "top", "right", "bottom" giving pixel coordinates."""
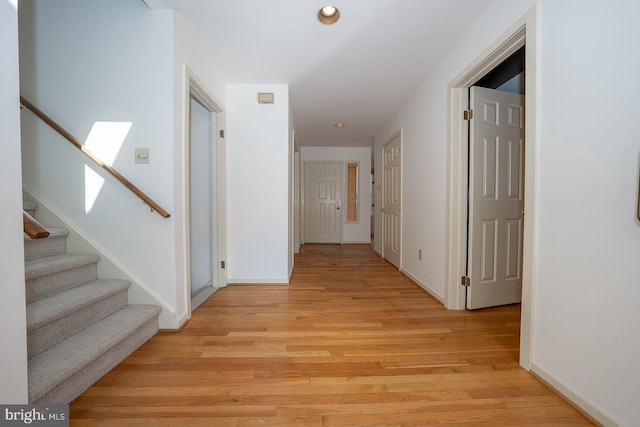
[{"left": 346, "top": 162, "right": 359, "bottom": 222}]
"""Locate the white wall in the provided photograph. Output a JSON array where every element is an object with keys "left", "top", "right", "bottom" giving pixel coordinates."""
[
  {"left": 19, "top": 1, "right": 229, "bottom": 327},
  {"left": 172, "top": 10, "right": 227, "bottom": 324},
  {"left": 226, "top": 84, "right": 290, "bottom": 283},
  {"left": 19, "top": 0, "right": 178, "bottom": 310},
  {"left": 374, "top": 95, "right": 448, "bottom": 296},
  {"left": 374, "top": 0, "right": 640, "bottom": 424},
  {"left": 301, "top": 146, "right": 372, "bottom": 243},
  {"left": 173, "top": 12, "right": 226, "bottom": 105},
  {"left": 532, "top": 2, "right": 639, "bottom": 425},
  {"left": 0, "top": 0, "right": 28, "bottom": 404}
]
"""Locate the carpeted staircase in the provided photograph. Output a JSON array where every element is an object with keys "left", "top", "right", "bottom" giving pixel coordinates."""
[{"left": 23, "top": 200, "right": 161, "bottom": 404}]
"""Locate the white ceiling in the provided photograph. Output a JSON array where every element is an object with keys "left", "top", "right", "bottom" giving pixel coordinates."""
[{"left": 143, "top": 0, "right": 493, "bottom": 147}]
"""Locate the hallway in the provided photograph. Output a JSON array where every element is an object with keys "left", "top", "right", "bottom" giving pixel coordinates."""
[{"left": 70, "top": 244, "right": 592, "bottom": 425}]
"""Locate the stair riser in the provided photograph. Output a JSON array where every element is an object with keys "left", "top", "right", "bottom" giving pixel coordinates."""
[
  {"left": 23, "top": 201, "right": 37, "bottom": 218},
  {"left": 24, "top": 235, "right": 67, "bottom": 262},
  {"left": 26, "top": 263, "right": 98, "bottom": 304},
  {"left": 31, "top": 316, "right": 159, "bottom": 404},
  {"left": 28, "top": 290, "right": 129, "bottom": 359}
]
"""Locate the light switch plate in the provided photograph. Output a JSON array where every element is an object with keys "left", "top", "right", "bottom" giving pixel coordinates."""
[{"left": 135, "top": 148, "right": 150, "bottom": 164}]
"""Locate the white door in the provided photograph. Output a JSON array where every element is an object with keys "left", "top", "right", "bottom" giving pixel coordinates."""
[
  {"left": 467, "top": 86, "right": 524, "bottom": 309},
  {"left": 383, "top": 134, "right": 401, "bottom": 268},
  {"left": 304, "top": 162, "right": 342, "bottom": 243},
  {"left": 189, "top": 96, "right": 216, "bottom": 308}
]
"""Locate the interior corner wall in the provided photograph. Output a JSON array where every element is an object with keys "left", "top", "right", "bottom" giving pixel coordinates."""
[
  {"left": 226, "top": 84, "right": 290, "bottom": 283},
  {"left": 374, "top": 0, "right": 640, "bottom": 424},
  {"left": 18, "top": 0, "right": 178, "bottom": 308},
  {"left": 0, "top": 0, "right": 29, "bottom": 403},
  {"left": 300, "top": 146, "right": 372, "bottom": 243},
  {"left": 173, "top": 12, "right": 226, "bottom": 102}
]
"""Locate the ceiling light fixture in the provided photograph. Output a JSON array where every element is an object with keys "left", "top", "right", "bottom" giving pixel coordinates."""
[
  {"left": 334, "top": 122, "right": 346, "bottom": 128},
  {"left": 318, "top": 5, "right": 340, "bottom": 25}
]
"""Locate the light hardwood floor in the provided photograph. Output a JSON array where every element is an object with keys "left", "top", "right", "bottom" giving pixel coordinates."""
[{"left": 70, "top": 244, "right": 593, "bottom": 426}]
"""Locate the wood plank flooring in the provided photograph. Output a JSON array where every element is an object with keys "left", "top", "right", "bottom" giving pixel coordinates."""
[{"left": 70, "top": 244, "right": 593, "bottom": 426}]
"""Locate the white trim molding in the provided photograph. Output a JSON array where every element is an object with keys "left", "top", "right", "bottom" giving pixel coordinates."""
[
  {"left": 177, "top": 65, "right": 227, "bottom": 323},
  {"left": 400, "top": 269, "right": 444, "bottom": 304},
  {"left": 531, "top": 364, "right": 623, "bottom": 427},
  {"left": 227, "top": 279, "right": 290, "bottom": 285},
  {"left": 444, "top": 4, "right": 538, "bottom": 371}
]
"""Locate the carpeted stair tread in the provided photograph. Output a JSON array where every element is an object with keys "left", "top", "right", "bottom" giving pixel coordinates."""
[
  {"left": 25, "top": 254, "right": 100, "bottom": 280},
  {"left": 21, "top": 199, "right": 162, "bottom": 404},
  {"left": 24, "top": 227, "right": 67, "bottom": 242},
  {"left": 28, "top": 304, "right": 161, "bottom": 403},
  {"left": 27, "top": 279, "right": 131, "bottom": 331}
]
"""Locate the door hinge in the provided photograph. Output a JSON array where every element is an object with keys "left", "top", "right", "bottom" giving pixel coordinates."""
[
  {"left": 221, "top": 260, "right": 226, "bottom": 269},
  {"left": 461, "top": 276, "right": 471, "bottom": 287},
  {"left": 463, "top": 109, "right": 474, "bottom": 121},
  {"left": 219, "top": 129, "right": 225, "bottom": 138}
]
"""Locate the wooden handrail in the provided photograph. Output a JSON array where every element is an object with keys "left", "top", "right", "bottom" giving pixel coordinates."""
[
  {"left": 20, "top": 96, "right": 171, "bottom": 218},
  {"left": 24, "top": 211, "right": 50, "bottom": 239}
]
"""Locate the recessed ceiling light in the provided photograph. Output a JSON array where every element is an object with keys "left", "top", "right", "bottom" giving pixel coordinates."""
[
  {"left": 322, "top": 5, "right": 336, "bottom": 15},
  {"left": 334, "top": 122, "right": 346, "bottom": 128},
  {"left": 318, "top": 5, "right": 340, "bottom": 25}
]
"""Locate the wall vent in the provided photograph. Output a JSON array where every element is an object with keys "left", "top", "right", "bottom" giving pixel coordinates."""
[{"left": 258, "top": 92, "right": 274, "bottom": 104}]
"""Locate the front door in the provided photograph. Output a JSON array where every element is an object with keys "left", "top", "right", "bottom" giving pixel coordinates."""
[
  {"left": 383, "top": 134, "right": 401, "bottom": 268},
  {"left": 466, "top": 86, "right": 524, "bottom": 309},
  {"left": 304, "top": 162, "right": 342, "bottom": 243}
]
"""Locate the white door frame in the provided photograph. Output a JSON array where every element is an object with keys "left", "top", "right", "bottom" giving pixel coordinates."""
[
  {"left": 177, "top": 66, "right": 227, "bottom": 326},
  {"left": 444, "top": 5, "right": 538, "bottom": 369},
  {"left": 381, "top": 129, "right": 402, "bottom": 268}
]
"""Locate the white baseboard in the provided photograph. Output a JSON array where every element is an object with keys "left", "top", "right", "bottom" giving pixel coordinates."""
[
  {"left": 399, "top": 268, "right": 445, "bottom": 304},
  {"left": 530, "top": 363, "right": 622, "bottom": 427},
  {"left": 191, "top": 285, "right": 218, "bottom": 310},
  {"left": 227, "top": 278, "right": 289, "bottom": 284}
]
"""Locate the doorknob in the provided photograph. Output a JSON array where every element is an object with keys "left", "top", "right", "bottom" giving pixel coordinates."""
[{"left": 336, "top": 200, "right": 341, "bottom": 211}]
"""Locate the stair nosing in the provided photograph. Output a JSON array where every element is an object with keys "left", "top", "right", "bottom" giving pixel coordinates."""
[
  {"left": 24, "top": 227, "right": 69, "bottom": 241},
  {"left": 25, "top": 254, "right": 100, "bottom": 280},
  {"left": 27, "top": 279, "right": 131, "bottom": 331}
]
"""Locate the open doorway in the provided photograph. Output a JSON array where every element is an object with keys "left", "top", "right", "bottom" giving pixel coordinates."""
[
  {"left": 188, "top": 95, "right": 215, "bottom": 309},
  {"left": 445, "top": 6, "right": 538, "bottom": 369},
  {"left": 465, "top": 47, "right": 525, "bottom": 309},
  {"left": 183, "top": 70, "right": 227, "bottom": 317}
]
